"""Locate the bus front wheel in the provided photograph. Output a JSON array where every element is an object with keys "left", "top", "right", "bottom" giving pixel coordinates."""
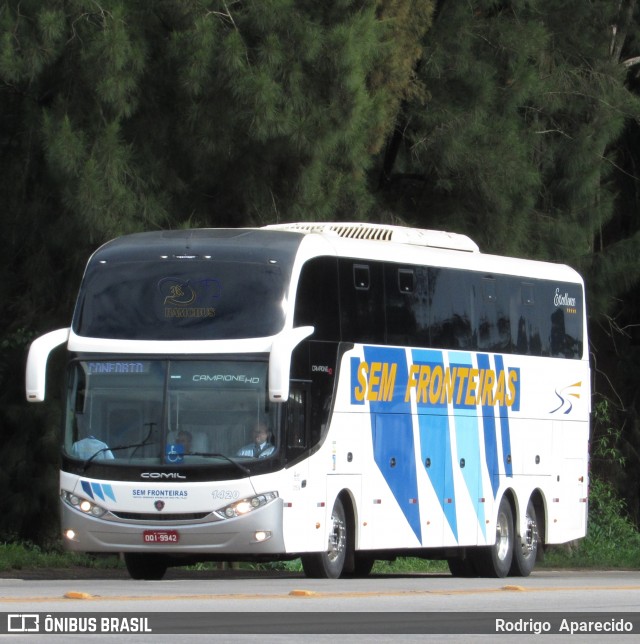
[
  {"left": 301, "top": 497, "right": 348, "bottom": 579},
  {"left": 123, "top": 553, "right": 168, "bottom": 580}
]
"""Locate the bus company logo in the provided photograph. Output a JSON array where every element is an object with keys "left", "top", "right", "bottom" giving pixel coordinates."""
[
  {"left": 554, "top": 287, "right": 577, "bottom": 309},
  {"left": 133, "top": 488, "right": 188, "bottom": 498},
  {"left": 154, "top": 500, "right": 165, "bottom": 511},
  {"left": 312, "top": 365, "right": 333, "bottom": 375},
  {"left": 160, "top": 278, "right": 197, "bottom": 305},
  {"left": 158, "top": 277, "right": 219, "bottom": 319},
  {"left": 550, "top": 381, "right": 582, "bottom": 414},
  {"left": 352, "top": 357, "right": 519, "bottom": 408}
]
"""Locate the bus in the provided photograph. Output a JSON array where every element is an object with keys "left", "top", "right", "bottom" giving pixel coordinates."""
[{"left": 25, "top": 222, "right": 590, "bottom": 580}]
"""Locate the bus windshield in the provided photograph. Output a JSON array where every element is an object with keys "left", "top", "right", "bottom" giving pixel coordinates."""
[
  {"left": 63, "top": 359, "right": 277, "bottom": 466},
  {"left": 72, "top": 259, "right": 287, "bottom": 340}
]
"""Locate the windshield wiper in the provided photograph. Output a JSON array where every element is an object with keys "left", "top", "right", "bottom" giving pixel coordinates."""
[{"left": 81, "top": 440, "right": 158, "bottom": 471}]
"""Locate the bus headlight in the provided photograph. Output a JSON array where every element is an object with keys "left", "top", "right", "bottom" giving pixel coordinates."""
[
  {"left": 61, "top": 490, "right": 107, "bottom": 518},
  {"left": 214, "top": 491, "right": 278, "bottom": 519}
]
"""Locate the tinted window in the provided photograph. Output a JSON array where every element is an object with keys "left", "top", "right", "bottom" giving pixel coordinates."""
[
  {"left": 73, "top": 260, "right": 287, "bottom": 340},
  {"left": 339, "top": 260, "right": 385, "bottom": 344},
  {"left": 510, "top": 280, "right": 543, "bottom": 356},
  {"left": 539, "top": 282, "right": 583, "bottom": 358},
  {"left": 428, "top": 268, "right": 473, "bottom": 350},
  {"left": 385, "top": 265, "right": 429, "bottom": 347},
  {"left": 474, "top": 276, "right": 511, "bottom": 352},
  {"left": 294, "top": 257, "right": 339, "bottom": 340}
]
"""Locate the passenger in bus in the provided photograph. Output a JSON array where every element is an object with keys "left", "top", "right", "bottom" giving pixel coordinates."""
[
  {"left": 72, "top": 436, "right": 115, "bottom": 460},
  {"left": 71, "top": 416, "right": 114, "bottom": 460},
  {"left": 236, "top": 420, "right": 275, "bottom": 458}
]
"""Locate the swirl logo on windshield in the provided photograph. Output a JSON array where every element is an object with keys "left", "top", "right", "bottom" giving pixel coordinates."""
[
  {"left": 163, "top": 282, "right": 196, "bottom": 306},
  {"left": 550, "top": 381, "right": 582, "bottom": 414}
]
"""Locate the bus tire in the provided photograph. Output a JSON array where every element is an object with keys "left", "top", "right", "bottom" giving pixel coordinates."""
[
  {"left": 123, "top": 553, "right": 168, "bottom": 580},
  {"left": 447, "top": 555, "right": 478, "bottom": 577},
  {"left": 510, "top": 501, "right": 538, "bottom": 577},
  {"left": 343, "top": 553, "right": 375, "bottom": 578},
  {"left": 301, "top": 497, "right": 348, "bottom": 579},
  {"left": 475, "top": 496, "right": 514, "bottom": 578}
]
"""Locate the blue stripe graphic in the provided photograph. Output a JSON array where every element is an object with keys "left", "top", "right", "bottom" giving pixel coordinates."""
[
  {"left": 494, "top": 355, "right": 513, "bottom": 478},
  {"left": 412, "top": 349, "right": 457, "bottom": 542},
  {"left": 102, "top": 484, "right": 116, "bottom": 502},
  {"left": 81, "top": 480, "right": 93, "bottom": 499},
  {"left": 449, "top": 352, "right": 486, "bottom": 540},
  {"left": 364, "top": 346, "right": 421, "bottom": 543},
  {"left": 477, "top": 353, "right": 500, "bottom": 498},
  {"left": 352, "top": 346, "right": 521, "bottom": 546},
  {"left": 91, "top": 482, "right": 105, "bottom": 501},
  {"left": 80, "top": 480, "right": 116, "bottom": 503}
]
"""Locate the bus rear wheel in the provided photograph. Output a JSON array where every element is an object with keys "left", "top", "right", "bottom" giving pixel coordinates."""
[
  {"left": 123, "top": 553, "right": 168, "bottom": 580},
  {"left": 510, "top": 501, "right": 539, "bottom": 577},
  {"left": 474, "top": 496, "right": 514, "bottom": 578},
  {"left": 301, "top": 498, "right": 348, "bottom": 579}
]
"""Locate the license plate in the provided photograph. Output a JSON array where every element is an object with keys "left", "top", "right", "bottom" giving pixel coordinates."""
[{"left": 142, "top": 530, "right": 179, "bottom": 544}]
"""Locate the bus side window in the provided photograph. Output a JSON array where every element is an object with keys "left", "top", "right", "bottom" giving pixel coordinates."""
[
  {"left": 339, "top": 260, "right": 384, "bottom": 344},
  {"left": 512, "top": 281, "right": 542, "bottom": 356},
  {"left": 293, "top": 257, "right": 339, "bottom": 341},
  {"left": 429, "top": 268, "right": 473, "bottom": 350},
  {"left": 475, "top": 275, "right": 511, "bottom": 353},
  {"left": 546, "top": 282, "right": 583, "bottom": 358},
  {"left": 385, "top": 265, "right": 420, "bottom": 347}
]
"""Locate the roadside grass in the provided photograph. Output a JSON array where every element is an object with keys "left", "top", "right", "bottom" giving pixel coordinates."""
[
  {"left": 1, "top": 478, "right": 638, "bottom": 575},
  {"left": 0, "top": 542, "right": 121, "bottom": 573}
]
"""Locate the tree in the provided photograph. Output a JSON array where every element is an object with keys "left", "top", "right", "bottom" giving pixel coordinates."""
[
  {"left": 161, "top": 0, "right": 433, "bottom": 224},
  {"left": 0, "top": 0, "right": 434, "bottom": 542},
  {"left": 375, "top": 0, "right": 640, "bottom": 519}
]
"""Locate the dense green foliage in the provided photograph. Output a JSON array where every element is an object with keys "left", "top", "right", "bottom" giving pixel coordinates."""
[
  {"left": 1, "top": 0, "right": 640, "bottom": 546},
  {"left": 543, "top": 477, "right": 640, "bottom": 569}
]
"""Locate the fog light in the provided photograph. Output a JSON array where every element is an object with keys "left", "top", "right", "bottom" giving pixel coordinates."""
[
  {"left": 254, "top": 531, "right": 271, "bottom": 542},
  {"left": 64, "top": 529, "right": 77, "bottom": 541}
]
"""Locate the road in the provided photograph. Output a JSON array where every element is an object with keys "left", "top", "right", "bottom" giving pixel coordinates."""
[{"left": 0, "top": 569, "right": 639, "bottom": 642}]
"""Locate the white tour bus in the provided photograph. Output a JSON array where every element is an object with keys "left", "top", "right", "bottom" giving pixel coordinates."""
[{"left": 26, "top": 222, "right": 590, "bottom": 580}]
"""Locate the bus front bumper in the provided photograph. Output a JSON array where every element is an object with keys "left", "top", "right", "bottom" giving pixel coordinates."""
[{"left": 60, "top": 497, "right": 286, "bottom": 555}]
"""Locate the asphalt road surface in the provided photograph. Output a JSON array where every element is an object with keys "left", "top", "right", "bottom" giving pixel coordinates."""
[{"left": 1, "top": 568, "right": 639, "bottom": 642}]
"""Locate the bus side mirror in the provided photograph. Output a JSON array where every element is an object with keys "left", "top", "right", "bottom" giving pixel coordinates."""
[
  {"left": 25, "top": 328, "right": 69, "bottom": 402},
  {"left": 269, "top": 326, "right": 314, "bottom": 402}
]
